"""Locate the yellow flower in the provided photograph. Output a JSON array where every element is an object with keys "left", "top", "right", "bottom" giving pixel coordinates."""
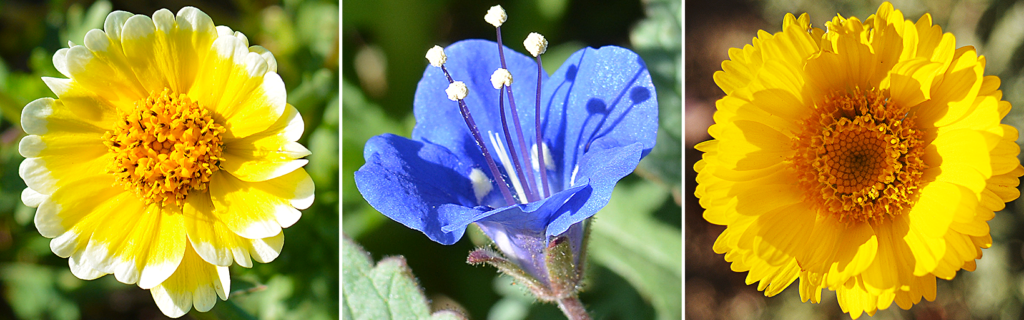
[
  {"left": 695, "top": 2, "right": 1022, "bottom": 318},
  {"left": 18, "top": 7, "right": 313, "bottom": 318}
]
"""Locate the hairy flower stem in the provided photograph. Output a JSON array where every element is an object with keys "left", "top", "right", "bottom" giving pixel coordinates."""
[{"left": 557, "top": 296, "right": 590, "bottom": 320}]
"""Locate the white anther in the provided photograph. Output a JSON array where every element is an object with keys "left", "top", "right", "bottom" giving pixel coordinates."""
[
  {"left": 485, "top": 5, "right": 507, "bottom": 28},
  {"left": 446, "top": 81, "right": 468, "bottom": 101},
  {"left": 523, "top": 33, "right": 548, "bottom": 57},
  {"left": 490, "top": 68, "right": 513, "bottom": 89},
  {"left": 425, "top": 45, "right": 446, "bottom": 67},
  {"left": 469, "top": 168, "right": 493, "bottom": 204}
]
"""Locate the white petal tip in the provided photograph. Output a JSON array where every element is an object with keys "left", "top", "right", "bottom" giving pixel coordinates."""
[{"left": 21, "top": 187, "right": 46, "bottom": 208}]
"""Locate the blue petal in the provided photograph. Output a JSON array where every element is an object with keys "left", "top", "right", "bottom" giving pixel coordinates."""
[
  {"left": 354, "top": 134, "right": 486, "bottom": 245},
  {"left": 546, "top": 141, "right": 645, "bottom": 239},
  {"left": 473, "top": 183, "right": 589, "bottom": 282},
  {"left": 412, "top": 40, "right": 549, "bottom": 172},
  {"left": 541, "top": 46, "right": 659, "bottom": 190}
]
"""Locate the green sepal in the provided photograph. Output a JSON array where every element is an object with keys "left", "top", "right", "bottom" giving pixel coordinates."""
[{"left": 466, "top": 248, "right": 553, "bottom": 299}]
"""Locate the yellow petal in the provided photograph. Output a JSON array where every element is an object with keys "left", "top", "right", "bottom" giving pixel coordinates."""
[
  {"left": 189, "top": 35, "right": 285, "bottom": 139},
  {"left": 221, "top": 104, "right": 310, "bottom": 182},
  {"left": 81, "top": 199, "right": 186, "bottom": 288},
  {"left": 184, "top": 190, "right": 284, "bottom": 268},
  {"left": 209, "top": 169, "right": 313, "bottom": 239}
]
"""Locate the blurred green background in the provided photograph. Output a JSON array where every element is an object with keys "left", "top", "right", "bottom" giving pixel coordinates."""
[
  {"left": 0, "top": 0, "right": 338, "bottom": 319},
  {"left": 687, "top": 0, "right": 1024, "bottom": 319},
  {"left": 342, "top": 0, "right": 681, "bottom": 319}
]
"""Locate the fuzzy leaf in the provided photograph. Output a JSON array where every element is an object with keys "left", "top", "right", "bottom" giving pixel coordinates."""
[{"left": 342, "top": 236, "right": 467, "bottom": 320}]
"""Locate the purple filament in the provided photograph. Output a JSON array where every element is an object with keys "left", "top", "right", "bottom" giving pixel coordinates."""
[
  {"left": 495, "top": 26, "right": 540, "bottom": 202},
  {"left": 534, "top": 55, "right": 550, "bottom": 198},
  {"left": 498, "top": 87, "right": 533, "bottom": 203},
  {"left": 441, "top": 65, "right": 515, "bottom": 205}
]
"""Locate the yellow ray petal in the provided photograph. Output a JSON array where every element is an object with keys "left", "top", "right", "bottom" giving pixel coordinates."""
[
  {"left": 189, "top": 35, "right": 285, "bottom": 139},
  {"left": 209, "top": 169, "right": 313, "bottom": 239},
  {"left": 184, "top": 190, "right": 285, "bottom": 267}
]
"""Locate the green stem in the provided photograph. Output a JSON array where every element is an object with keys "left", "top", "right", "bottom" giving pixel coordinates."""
[{"left": 556, "top": 296, "right": 590, "bottom": 320}]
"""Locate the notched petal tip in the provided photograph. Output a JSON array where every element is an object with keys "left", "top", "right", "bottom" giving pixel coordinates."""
[
  {"left": 151, "top": 285, "right": 190, "bottom": 318},
  {"left": 22, "top": 98, "right": 55, "bottom": 135},
  {"left": 21, "top": 187, "right": 46, "bottom": 208}
]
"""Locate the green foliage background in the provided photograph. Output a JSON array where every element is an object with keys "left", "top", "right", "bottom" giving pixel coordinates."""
[
  {"left": 342, "top": 0, "right": 681, "bottom": 319},
  {"left": 0, "top": 0, "right": 338, "bottom": 319},
  {"left": 687, "top": 0, "right": 1024, "bottom": 319}
]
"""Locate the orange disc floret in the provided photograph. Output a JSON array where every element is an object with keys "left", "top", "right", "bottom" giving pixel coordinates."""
[
  {"left": 103, "top": 88, "right": 226, "bottom": 207},
  {"left": 792, "top": 88, "right": 926, "bottom": 225}
]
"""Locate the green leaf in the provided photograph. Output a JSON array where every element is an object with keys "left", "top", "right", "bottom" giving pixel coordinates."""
[
  {"left": 61, "top": 0, "right": 112, "bottom": 45},
  {"left": 0, "top": 263, "right": 80, "bottom": 320},
  {"left": 340, "top": 79, "right": 409, "bottom": 238},
  {"left": 588, "top": 182, "right": 681, "bottom": 320},
  {"left": 307, "top": 125, "right": 339, "bottom": 189},
  {"left": 342, "top": 236, "right": 468, "bottom": 320},
  {"left": 191, "top": 300, "right": 258, "bottom": 320},
  {"left": 295, "top": 1, "right": 339, "bottom": 59}
]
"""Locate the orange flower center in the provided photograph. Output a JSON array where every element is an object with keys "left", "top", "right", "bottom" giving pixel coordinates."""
[
  {"left": 103, "top": 88, "right": 226, "bottom": 208},
  {"left": 792, "top": 88, "right": 926, "bottom": 224}
]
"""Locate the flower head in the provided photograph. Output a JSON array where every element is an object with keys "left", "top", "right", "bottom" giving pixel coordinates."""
[
  {"left": 695, "top": 2, "right": 1022, "bottom": 318},
  {"left": 354, "top": 10, "right": 657, "bottom": 293},
  {"left": 19, "top": 7, "right": 313, "bottom": 318}
]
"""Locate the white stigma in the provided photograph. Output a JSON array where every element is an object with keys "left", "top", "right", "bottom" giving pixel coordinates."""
[
  {"left": 485, "top": 5, "right": 507, "bottom": 28},
  {"left": 446, "top": 81, "right": 468, "bottom": 101},
  {"left": 425, "top": 45, "right": 446, "bottom": 67},
  {"left": 490, "top": 68, "right": 513, "bottom": 89},
  {"left": 523, "top": 32, "right": 548, "bottom": 57}
]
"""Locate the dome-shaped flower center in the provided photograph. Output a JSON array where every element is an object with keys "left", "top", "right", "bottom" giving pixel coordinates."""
[
  {"left": 792, "top": 88, "right": 926, "bottom": 224},
  {"left": 103, "top": 88, "right": 225, "bottom": 208}
]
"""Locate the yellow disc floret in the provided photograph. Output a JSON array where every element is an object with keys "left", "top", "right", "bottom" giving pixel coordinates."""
[
  {"left": 792, "top": 87, "right": 927, "bottom": 224},
  {"left": 103, "top": 88, "right": 226, "bottom": 208}
]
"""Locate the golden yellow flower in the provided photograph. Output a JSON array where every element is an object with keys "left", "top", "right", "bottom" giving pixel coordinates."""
[
  {"left": 18, "top": 7, "right": 313, "bottom": 318},
  {"left": 695, "top": 2, "right": 1023, "bottom": 318}
]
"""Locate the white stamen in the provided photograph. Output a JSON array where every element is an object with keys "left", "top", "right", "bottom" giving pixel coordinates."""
[
  {"left": 570, "top": 164, "right": 579, "bottom": 187},
  {"left": 523, "top": 32, "right": 548, "bottom": 57},
  {"left": 490, "top": 68, "right": 513, "bottom": 89},
  {"left": 530, "top": 142, "right": 555, "bottom": 172},
  {"left": 469, "top": 168, "right": 493, "bottom": 204},
  {"left": 425, "top": 45, "right": 446, "bottom": 67},
  {"left": 489, "top": 131, "right": 528, "bottom": 204},
  {"left": 446, "top": 81, "right": 468, "bottom": 101},
  {"left": 484, "top": 5, "right": 507, "bottom": 28}
]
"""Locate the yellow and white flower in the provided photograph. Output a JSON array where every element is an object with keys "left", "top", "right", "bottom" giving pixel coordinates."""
[{"left": 19, "top": 7, "right": 313, "bottom": 318}]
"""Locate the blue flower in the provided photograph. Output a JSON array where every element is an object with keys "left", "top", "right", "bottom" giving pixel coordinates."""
[{"left": 354, "top": 39, "right": 657, "bottom": 285}]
